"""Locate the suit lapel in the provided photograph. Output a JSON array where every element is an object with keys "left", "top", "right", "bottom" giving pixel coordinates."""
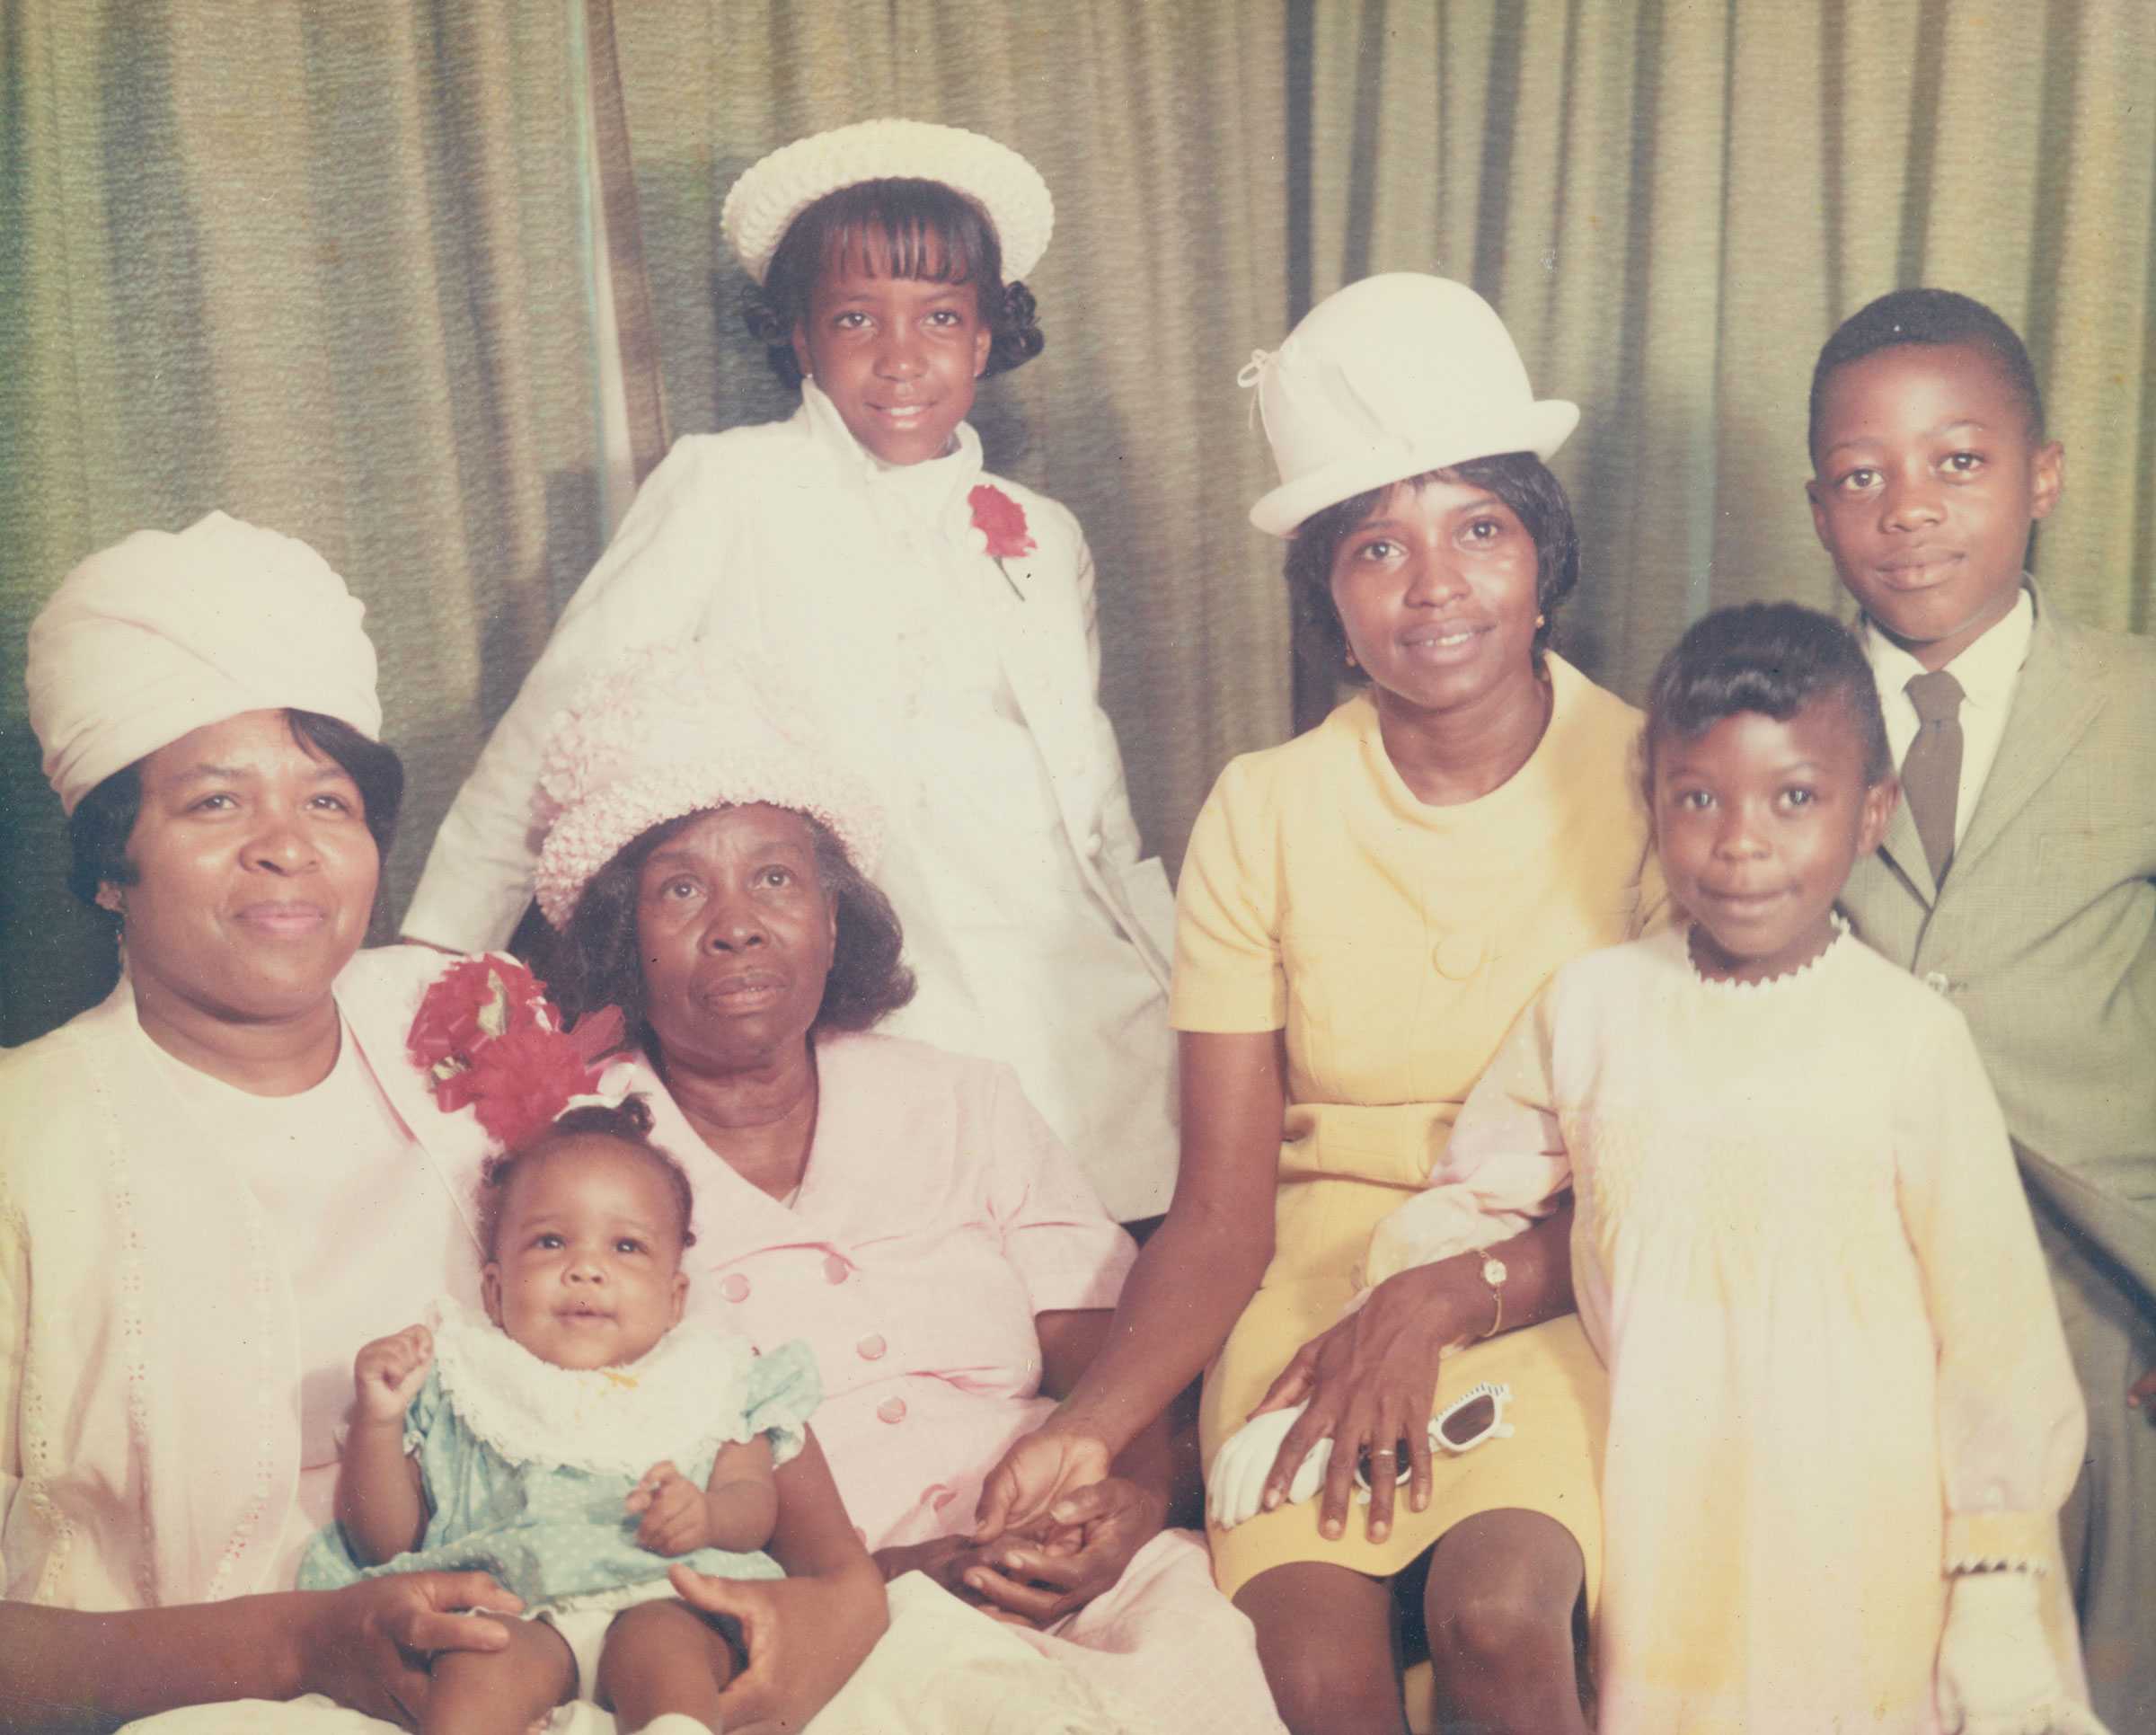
[
  {"left": 1951, "top": 598, "right": 2103, "bottom": 882},
  {"left": 981, "top": 548, "right": 1089, "bottom": 778},
  {"left": 336, "top": 955, "right": 493, "bottom": 1255},
  {"left": 1878, "top": 787, "right": 1939, "bottom": 905}
]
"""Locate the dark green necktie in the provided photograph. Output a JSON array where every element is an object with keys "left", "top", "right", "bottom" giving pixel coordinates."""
[{"left": 1902, "top": 669, "right": 1965, "bottom": 885}]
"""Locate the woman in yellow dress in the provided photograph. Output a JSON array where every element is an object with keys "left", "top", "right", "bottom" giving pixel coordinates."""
[{"left": 976, "top": 275, "right": 1659, "bottom": 1734}]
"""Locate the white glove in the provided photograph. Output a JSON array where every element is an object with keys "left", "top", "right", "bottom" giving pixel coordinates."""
[
  {"left": 1936, "top": 1571, "right": 2110, "bottom": 1735},
  {"left": 1206, "top": 1403, "right": 1335, "bottom": 1530}
]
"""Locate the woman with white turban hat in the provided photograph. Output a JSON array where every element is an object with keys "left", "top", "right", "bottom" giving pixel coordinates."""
[{"left": 0, "top": 514, "right": 881, "bottom": 1734}]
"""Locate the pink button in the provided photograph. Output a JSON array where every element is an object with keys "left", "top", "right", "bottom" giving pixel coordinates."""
[
  {"left": 856, "top": 1333, "right": 888, "bottom": 1361},
  {"left": 823, "top": 1253, "right": 851, "bottom": 1285},
  {"left": 720, "top": 1273, "right": 750, "bottom": 1303},
  {"left": 876, "top": 1396, "right": 907, "bottom": 1424}
]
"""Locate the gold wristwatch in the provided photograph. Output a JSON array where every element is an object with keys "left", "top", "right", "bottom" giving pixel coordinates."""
[{"left": 1478, "top": 1256, "right": 1508, "bottom": 1339}]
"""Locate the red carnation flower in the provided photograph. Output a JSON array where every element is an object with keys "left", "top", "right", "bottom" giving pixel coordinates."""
[{"left": 968, "top": 484, "right": 1036, "bottom": 561}]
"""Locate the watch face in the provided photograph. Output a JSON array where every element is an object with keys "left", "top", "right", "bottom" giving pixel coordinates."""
[{"left": 1483, "top": 1258, "right": 1508, "bottom": 1285}]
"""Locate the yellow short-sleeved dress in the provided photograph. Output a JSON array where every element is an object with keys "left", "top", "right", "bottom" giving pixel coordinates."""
[{"left": 1174, "top": 659, "right": 1658, "bottom": 1599}]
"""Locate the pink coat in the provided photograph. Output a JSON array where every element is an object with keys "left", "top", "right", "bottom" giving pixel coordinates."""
[{"left": 619, "top": 1033, "right": 1135, "bottom": 1549}]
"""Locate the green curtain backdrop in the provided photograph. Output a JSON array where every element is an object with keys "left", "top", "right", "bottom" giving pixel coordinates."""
[
  {"left": 4, "top": 0, "right": 2152, "bottom": 1046},
  {"left": 0, "top": 0, "right": 605, "bottom": 1041}
]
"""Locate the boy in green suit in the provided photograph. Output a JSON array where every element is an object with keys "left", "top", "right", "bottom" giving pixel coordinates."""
[{"left": 1809, "top": 288, "right": 2155, "bottom": 1727}]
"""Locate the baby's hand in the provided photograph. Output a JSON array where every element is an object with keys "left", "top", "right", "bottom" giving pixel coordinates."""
[
  {"left": 352, "top": 1325, "right": 433, "bottom": 1425},
  {"left": 626, "top": 1460, "right": 711, "bottom": 1556}
]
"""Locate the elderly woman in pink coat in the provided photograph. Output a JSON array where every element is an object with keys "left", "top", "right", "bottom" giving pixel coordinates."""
[
  {"left": 0, "top": 518, "right": 882, "bottom": 1735},
  {"left": 533, "top": 647, "right": 1286, "bottom": 1735}
]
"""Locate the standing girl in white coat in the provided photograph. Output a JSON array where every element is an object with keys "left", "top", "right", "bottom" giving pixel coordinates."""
[{"left": 404, "top": 120, "right": 1178, "bottom": 1224}]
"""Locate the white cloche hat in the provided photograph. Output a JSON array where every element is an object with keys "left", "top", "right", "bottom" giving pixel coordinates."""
[
  {"left": 722, "top": 119, "right": 1054, "bottom": 286},
  {"left": 1243, "top": 274, "right": 1579, "bottom": 538}
]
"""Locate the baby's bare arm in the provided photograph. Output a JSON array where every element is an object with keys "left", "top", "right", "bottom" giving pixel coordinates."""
[
  {"left": 627, "top": 1439, "right": 779, "bottom": 1557},
  {"left": 335, "top": 1326, "right": 432, "bottom": 1564},
  {"left": 702, "top": 1437, "right": 780, "bottom": 1554}
]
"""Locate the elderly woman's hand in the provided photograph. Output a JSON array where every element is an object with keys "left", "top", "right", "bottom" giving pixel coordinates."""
[
  {"left": 971, "top": 1421, "right": 1116, "bottom": 1541},
  {"left": 677, "top": 1557, "right": 887, "bottom": 1733},
  {"left": 956, "top": 1475, "right": 1166, "bottom": 1627},
  {"left": 296, "top": 1571, "right": 524, "bottom": 1729},
  {"left": 1247, "top": 1261, "right": 1478, "bottom": 1545}
]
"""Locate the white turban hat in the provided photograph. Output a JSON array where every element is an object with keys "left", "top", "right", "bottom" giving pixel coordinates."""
[
  {"left": 533, "top": 642, "right": 885, "bottom": 931},
  {"left": 27, "top": 511, "right": 383, "bottom": 814}
]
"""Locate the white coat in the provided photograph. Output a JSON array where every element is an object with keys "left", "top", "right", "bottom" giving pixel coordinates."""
[{"left": 403, "top": 385, "right": 1179, "bottom": 1219}]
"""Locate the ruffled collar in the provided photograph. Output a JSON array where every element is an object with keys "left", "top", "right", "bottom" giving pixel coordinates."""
[
  {"left": 1681, "top": 912, "right": 1852, "bottom": 996},
  {"left": 799, "top": 376, "right": 985, "bottom": 527},
  {"left": 427, "top": 1296, "right": 753, "bottom": 1474}
]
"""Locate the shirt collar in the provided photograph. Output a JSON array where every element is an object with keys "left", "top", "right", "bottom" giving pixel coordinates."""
[
  {"left": 1861, "top": 583, "right": 2033, "bottom": 710},
  {"left": 799, "top": 377, "right": 985, "bottom": 522}
]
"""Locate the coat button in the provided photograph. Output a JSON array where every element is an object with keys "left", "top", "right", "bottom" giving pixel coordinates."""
[
  {"left": 1923, "top": 970, "right": 1952, "bottom": 995},
  {"left": 856, "top": 1333, "right": 888, "bottom": 1360},
  {"left": 1433, "top": 933, "right": 1485, "bottom": 979},
  {"left": 720, "top": 1273, "right": 750, "bottom": 1303},
  {"left": 876, "top": 1396, "right": 908, "bottom": 1424},
  {"left": 1085, "top": 829, "right": 1104, "bottom": 857},
  {"left": 823, "top": 1253, "right": 851, "bottom": 1285}
]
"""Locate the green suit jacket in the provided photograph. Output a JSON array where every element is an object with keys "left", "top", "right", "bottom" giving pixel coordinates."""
[{"left": 1840, "top": 588, "right": 2156, "bottom": 1306}]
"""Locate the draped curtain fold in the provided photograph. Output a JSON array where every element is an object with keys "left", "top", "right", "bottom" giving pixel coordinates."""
[
  {"left": 4, "top": 0, "right": 2151, "bottom": 1047},
  {"left": 0, "top": 0, "right": 604, "bottom": 1042}
]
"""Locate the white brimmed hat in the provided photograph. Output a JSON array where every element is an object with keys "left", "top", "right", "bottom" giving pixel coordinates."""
[
  {"left": 722, "top": 119, "right": 1054, "bottom": 287},
  {"left": 1243, "top": 274, "right": 1579, "bottom": 538}
]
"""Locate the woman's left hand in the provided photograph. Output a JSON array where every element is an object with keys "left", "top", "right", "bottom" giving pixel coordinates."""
[
  {"left": 679, "top": 1556, "right": 886, "bottom": 1732},
  {"left": 1247, "top": 1262, "right": 1477, "bottom": 1543},
  {"left": 955, "top": 1475, "right": 1165, "bottom": 1627}
]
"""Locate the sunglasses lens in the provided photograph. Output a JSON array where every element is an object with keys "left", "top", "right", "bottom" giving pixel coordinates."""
[{"left": 1438, "top": 1394, "right": 1498, "bottom": 1449}]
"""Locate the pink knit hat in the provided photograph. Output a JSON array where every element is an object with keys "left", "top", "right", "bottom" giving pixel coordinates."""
[{"left": 532, "top": 644, "right": 885, "bottom": 930}]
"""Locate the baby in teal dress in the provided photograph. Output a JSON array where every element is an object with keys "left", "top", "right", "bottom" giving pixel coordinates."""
[{"left": 302, "top": 1099, "right": 819, "bottom": 1735}]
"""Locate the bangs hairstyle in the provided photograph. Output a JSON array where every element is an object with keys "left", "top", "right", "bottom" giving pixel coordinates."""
[
  {"left": 476, "top": 1095, "right": 696, "bottom": 1259},
  {"left": 1282, "top": 451, "right": 1579, "bottom": 685},
  {"left": 543, "top": 807, "right": 915, "bottom": 1045},
  {"left": 1808, "top": 288, "right": 2045, "bottom": 458},
  {"left": 1642, "top": 601, "right": 1892, "bottom": 800},
  {"left": 742, "top": 177, "right": 1045, "bottom": 389},
  {"left": 66, "top": 708, "right": 404, "bottom": 914}
]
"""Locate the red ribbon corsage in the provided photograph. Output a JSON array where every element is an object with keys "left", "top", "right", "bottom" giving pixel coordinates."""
[{"left": 408, "top": 954, "right": 624, "bottom": 1150}]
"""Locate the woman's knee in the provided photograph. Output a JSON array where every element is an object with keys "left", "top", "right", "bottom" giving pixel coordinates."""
[
  {"left": 1237, "top": 1564, "right": 1404, "bottom": 1734},
  {"left": 1423, "top": 1510, "right": 1584, "bottom": 1671}
]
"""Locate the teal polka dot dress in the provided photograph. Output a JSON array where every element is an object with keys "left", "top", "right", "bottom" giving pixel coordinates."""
[{"left": 301, "top": 1298, "right": 819, "bottom": 1611}]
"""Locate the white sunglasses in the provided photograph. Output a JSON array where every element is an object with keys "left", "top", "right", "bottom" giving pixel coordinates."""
[{"left": 1355, "top": 1382, "right": 1517, "bottom": 1492}]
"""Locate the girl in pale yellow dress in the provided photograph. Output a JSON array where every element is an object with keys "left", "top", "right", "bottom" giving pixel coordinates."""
[
  {"left": 975, "top": 274, "right": 1659, "bottom": 1735},
  {"left": 1370, "top": 603, "right": 2099, "bottom": 1734}
]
